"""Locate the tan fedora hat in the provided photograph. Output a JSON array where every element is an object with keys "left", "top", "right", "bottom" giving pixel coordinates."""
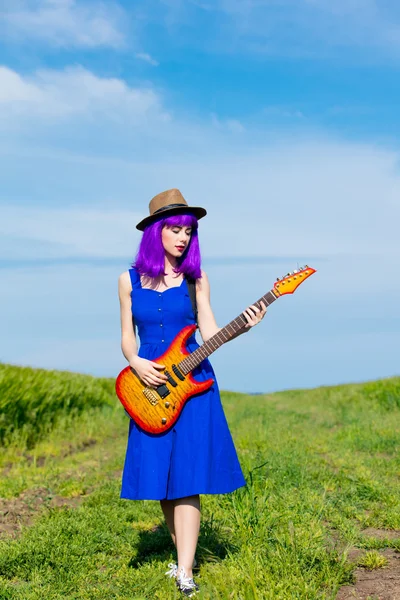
[{"left": 136, "top": 188, "right": 207, "bottom": 231}]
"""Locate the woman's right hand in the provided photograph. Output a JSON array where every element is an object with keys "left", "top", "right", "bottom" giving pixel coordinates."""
[{"left": 130, "top": 356, "right": 168, "bottom": 388}]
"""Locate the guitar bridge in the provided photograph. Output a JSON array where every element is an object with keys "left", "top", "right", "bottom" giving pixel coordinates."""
[{"left": 143, "top": 387, "right": 159, "bottom": 406}]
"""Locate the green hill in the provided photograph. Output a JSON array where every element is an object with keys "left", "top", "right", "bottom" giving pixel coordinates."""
[
  {"left": 0, "top": 364, "right": 399, "bottom": 599},
  {"left": 0, "top": 363, "right": 116, "bottom": 448}
]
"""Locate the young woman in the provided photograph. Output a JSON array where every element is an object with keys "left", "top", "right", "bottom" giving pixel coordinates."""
[{"left": 118, "top": 189, "right": 266, "bottom": 597}]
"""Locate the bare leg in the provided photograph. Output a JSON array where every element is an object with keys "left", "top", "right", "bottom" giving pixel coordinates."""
[
  {"left": 160, "top": 498, "right": 176, "bottom": 547},
  {"left": 174, "top": 494, "right": 201, "bottom": 578}
]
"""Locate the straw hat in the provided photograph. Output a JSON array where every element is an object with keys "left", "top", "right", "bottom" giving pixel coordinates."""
[{"left": 136, "top": 188, "right": 207, "bottom": 231}]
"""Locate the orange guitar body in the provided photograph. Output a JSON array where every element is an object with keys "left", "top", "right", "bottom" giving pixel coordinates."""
[{"left": 115, "top": 324, "right": 214, "bottom": 434}]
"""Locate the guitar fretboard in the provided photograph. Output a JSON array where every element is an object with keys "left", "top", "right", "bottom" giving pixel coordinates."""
[{"left": 179, "top": 289, "right": 279, "bottom": 375}]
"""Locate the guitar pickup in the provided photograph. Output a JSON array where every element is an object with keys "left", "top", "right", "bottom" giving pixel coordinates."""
[
  {"left": 164, "top": 370, "right": 177, "bottom": 387},
  {"left": 172, "top": 364, "right": 185, "bottom": 381},
  {"left": 156, "top": 384, "right": 170, "bottom": 399}
]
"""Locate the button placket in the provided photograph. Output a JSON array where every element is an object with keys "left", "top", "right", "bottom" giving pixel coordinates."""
[{"left": 159, "top": 294, "right": 164, "bottom": 342}]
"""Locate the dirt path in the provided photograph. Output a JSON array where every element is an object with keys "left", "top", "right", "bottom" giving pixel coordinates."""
[
  {"left": 337, "top": 529, "right": 400, "bottom": 600},
  {"left": 0, "top": 487, "right": 84, "bottom": 538}
]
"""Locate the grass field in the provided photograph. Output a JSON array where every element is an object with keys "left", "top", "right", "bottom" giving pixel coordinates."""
[{"left": 0, "top": 364, "right": 399, "bottom": 599}]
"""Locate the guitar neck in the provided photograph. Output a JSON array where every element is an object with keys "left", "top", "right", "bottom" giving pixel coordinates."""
[{"left": 179, "top": 288, "right": 279, "bottom": 375}]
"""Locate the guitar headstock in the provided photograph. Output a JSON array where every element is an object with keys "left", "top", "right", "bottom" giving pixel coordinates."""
[{"left": 274, "top": 265, "right": 316, "bottom": 296}]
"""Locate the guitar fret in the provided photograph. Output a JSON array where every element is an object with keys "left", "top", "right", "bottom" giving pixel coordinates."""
[{"left": 216, "top": 332, "right": 225, "bottom": 344}]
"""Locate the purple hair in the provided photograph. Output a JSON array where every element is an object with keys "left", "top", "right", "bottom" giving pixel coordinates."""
[{"left": 133, "top": 212, "right": 202, "bottom": 280}]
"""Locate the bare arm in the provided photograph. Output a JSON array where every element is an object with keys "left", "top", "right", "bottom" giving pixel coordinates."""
[
  {"left": 196, "top": 270, "right": 266, "bottom": 343},
  {"left": 118, "top": 271, "right": 139, "bottom": 363},
  {"left": 195, "top": 270, "right": 220, "bottom": 342}
]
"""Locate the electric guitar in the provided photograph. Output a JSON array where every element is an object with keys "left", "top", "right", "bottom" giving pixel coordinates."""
[{"left": 115, "top": 265, "right": 316, "bottom": 434}]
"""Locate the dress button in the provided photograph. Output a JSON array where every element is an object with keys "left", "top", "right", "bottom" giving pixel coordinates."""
[
  {"left": 158, "top": 308, "right": 161, "bottom": 311},
  {"left": 160, "top": 323, "right": 163, "bottom": 327},
  {"left": 161, "top": 339, "right": 165, "bottom": 342}
]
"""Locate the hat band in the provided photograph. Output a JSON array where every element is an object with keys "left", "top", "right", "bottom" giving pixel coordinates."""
[{"left": 152, "top": 203, "right": 187, "bottom": 215}]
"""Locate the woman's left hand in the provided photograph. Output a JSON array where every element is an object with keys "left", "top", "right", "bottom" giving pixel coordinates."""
[{"left": 242, "top": 301, "right": 267, "bottom": 329}]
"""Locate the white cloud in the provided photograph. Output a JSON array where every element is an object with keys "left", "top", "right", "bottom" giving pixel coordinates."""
[
  {"left": 156, "top": 0, "right": 400, "bottom": 60},
  {"left": 1, "top": 139, "right": 399, "bottom": 260},
  {"left": 0, "top": 65, "right": 168, "bottom": 124},
  {"left": 135, "top": 52, "right": 159, "bottom": 66},
  {"left": 0, "top": 206, "right": 141, "bottom": 258},
  {"left": 211, "top": 113, "right": 245, "bottom": 132},
  {"left": 0, "top": 0, "right": 125, "bottom": 48},
  {"left": 263, "top": 106, "right": 305, "bottom": 119},
  {"left": 0, "top": 66, "right": 398, "bottom": 268}
]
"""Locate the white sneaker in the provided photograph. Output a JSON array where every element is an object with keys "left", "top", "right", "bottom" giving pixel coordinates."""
[
  {"left": 165, "top": 557, "right": 197, "bottom": 579},
  {"left": 176, "top": 566, "right": 199, "bottom": 597},
  {"left": 165, "top": 562, "right": 178, "bottom": 578}
]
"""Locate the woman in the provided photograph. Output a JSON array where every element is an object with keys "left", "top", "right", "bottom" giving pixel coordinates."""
[{"left": 118, "top": 189, "right": 266, "bottom": 597}]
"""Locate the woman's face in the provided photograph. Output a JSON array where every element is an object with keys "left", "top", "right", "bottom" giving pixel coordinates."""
[{"left": 161, "top": 224, "right": 192, "bottom": 258}]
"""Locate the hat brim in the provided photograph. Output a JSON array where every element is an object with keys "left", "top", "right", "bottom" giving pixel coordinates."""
[{"left": 136, "top": 206, "right": 207, "bottom": 231}]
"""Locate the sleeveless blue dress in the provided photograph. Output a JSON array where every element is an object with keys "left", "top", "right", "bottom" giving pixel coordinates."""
[{"left": 120, "top": 267, "right": 247, "bottom": 501}]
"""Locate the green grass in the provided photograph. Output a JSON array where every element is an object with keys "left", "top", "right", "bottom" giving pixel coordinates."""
[
  {"left": 357, "top": 550, "right": 388, "bottom": 570},
  {"left": 0, "top": 366, "right": 399, "bottom": 599},
  {"left": 0, "top": 363, "right": 115, "bottom": 449}
]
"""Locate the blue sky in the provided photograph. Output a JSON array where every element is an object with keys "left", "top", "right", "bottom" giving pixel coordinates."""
[{"left": 0, "top": 0, "right": 399, "bottom": 393}]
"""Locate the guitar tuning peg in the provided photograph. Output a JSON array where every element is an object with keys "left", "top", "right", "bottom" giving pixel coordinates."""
[{"left": 276, "top": 277, "right": 280, "bottom": 282}]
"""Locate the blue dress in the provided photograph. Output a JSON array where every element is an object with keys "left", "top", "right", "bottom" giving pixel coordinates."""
[{"left": 120, "top": 267, "right": 247, "bottom": 501}]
